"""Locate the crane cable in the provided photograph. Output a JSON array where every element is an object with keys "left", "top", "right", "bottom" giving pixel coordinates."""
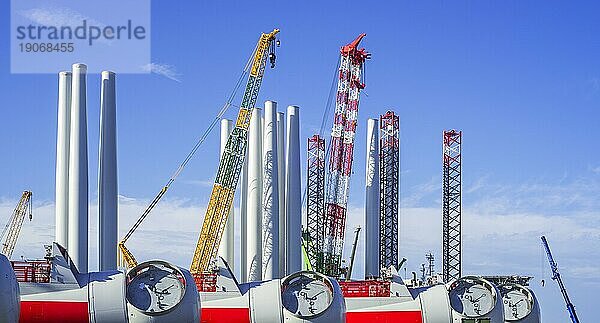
[
  {"left": 300, "top": 55, "right": 339, "bottom": 269},
  {"left": 120, "top": 43, "right": 258, "bottom": 244},
  {"left": 300, "top": 55, "right": 340, "bottom": 208},
  {"left": 301, "top": 52, "right": 369, "bottom": 269}
]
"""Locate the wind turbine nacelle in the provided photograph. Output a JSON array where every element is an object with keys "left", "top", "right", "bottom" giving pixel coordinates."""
[
  {"left": 448, "top": 276, "right": 505, "bottom": 323},
  {"left": 126, "top": 260, "right": 201, "bottom": 323},
  {"left": 498, "top": 283, "right": 541, "bottom": 323},
  {"left": 0, "top": 254, "right": 20, "bottom": 323},
  {"left": 18, "top": 243, "right": 201, "bottom": 323}
]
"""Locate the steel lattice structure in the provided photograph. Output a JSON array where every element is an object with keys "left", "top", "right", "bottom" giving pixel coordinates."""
[
  {"left": 190, "top": 29, "right": 279, "bottom": 274},
  {"left": 541, "top": 236, "right": 580, "bottom": 323},
  {"left": 379, "top": 111, "right": 399, "bottom": 271},
  {"left": 0, "top": 191, "right": 32, "bottom": 258},
  {"left": 305, "top": 135, "right": 326, "bottom": 271},
  {"left": 442, "top": 130, "right": 462, "bottom": 283},
  {"left": 322, "top": 34, "right": 369, "bottom": 277}
]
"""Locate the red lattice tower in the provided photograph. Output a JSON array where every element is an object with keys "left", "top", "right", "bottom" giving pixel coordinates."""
[
  {"left": 323, "top": 34, "right": 369, "bottom": 277},
  {"left": 442, "top": 130, "right": 462, "bottom": 283},
  {"left": 379, "top": 111, "right": 399, "bottom": 271},
  {"left": 305, "top": 135, "right": 326, "bottom": 271}
]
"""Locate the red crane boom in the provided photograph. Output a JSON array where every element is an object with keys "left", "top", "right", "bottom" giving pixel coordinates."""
[{"left": 322, "top": 34, "right": 369, "bottom": 276}]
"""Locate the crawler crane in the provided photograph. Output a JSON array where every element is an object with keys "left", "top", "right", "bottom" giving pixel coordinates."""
[
  {"left": 118, "top": 29, "right": 280, "bottom": 270},
  {"left": 190, "top": 29, "right": 280, "bottom": 276},
  {"left": 321, "top": 34, "right": 369, "bottom": 276}
]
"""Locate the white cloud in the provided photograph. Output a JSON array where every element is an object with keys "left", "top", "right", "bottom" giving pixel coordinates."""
[
  {"left": 117, "top": 195, "right": 137, "bottom": 203},
  {"left": 0, "top": 198, "right": 204, "bottom": 269},
  {"left": 181, "top": 179, "right": 215, "bottom": 187},
  {"left": 141, "top": 63, "right": 182, "bottom": 82},
  {"left": 465, "top": 175, "right": 489, "bottom": 194},
  {"left": 18, "top": 7, "right": 112, "bottom": 46},
  {"left": 20, "top": 7, "right": 93, "bottom": 27},
  {"left": 1, "top": 173, "right": 598, "bottom": 321},
  {"left": 3, "top": 176, "right": 597, "bottom": 279},
  {"left": 589, "top": 77, "right": 600, "bottom": 94},
  {"left": 401, "top": 176, "right": 439, "bottom": 207}
]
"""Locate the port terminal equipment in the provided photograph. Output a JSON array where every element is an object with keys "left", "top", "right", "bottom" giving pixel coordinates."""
[
  {"left": 442, "top": 130, "right": 462, "bottom": 283},
  {"left": 190, "top": 29, "right": 280, "bottom": 275},
  {"left": 126, "top": 260, "right": 201, "bottom": 322},
  {"left": 497, "top": 282, "right": 540, "bottom": 322},
  {"left": 309, "top": 33, "right": 369, "bottom": 277},
  {"left": 117, "top": 29, "right": 279, "bottom": 270},
  {"left": 345, "top": 226, "right": 361, "bottom": 281},
  {"left": 0, "top": 190, "right": 33, "bottom": 258},
  {"left": 200, "top": 257, "right": 345, "bottom": 323},
  {"left": 447, "top": 276, "right": 505, "bottom": 323},
  {"left": 476, "top": 275, "right": 541, "bottom": 323},
  {"left": 15, "top": 243, "right": 201, "bottom": 322},
  {"left": 541, "top": 235, "right": 580, "bottom": 323},
  {"left": 0, "top": 254, "right": 20, "bottom": 322}
]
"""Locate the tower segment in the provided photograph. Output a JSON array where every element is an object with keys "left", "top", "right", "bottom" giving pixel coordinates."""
[
  {"left": 364, "top": 119, "right": 380, "bottom": 278},
  {"left": 322, "top": 34, "right": 369, "bottom": 276},
  {"left": 379, "top": 111, "right": 399, "bottom": 272},
  {"left": 442, "top": 130, "right": 462, "bottom": 283}
]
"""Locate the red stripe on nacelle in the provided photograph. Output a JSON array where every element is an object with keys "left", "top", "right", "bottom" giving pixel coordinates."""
[
  {"left": 347, "top": 310, "right": 422, "bottom": 323},
  {"left": 20, "top": 301, "right": 89, "bottom": 323},
  {"left": 201, "top": 307, "right": 250, "bottom": 323}
]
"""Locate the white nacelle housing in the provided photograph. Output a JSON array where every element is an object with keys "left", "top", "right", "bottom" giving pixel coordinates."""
[
  {"left": 248, "top": 271, "right": 346, "bottom": 323},
  {"left": 280, "top": 271, "right": 345, "bottom": 323},
  {"left": 498, "top": 283, "right": 541, "bottom": 323},
  {"left": 0, "top": 254, "right": 20, "bottom": 323},
  {"left": 125, "top": 260, "right": 201, "bottom": 323},
  {"left": 418, "top": 284, "right": 452, "bottom": 323},
  {"left": 17, "top": 244, "right": 200, "bottom": 323},
  {"left": 88, "top": 271, "right": 128, "bottom": 323},
  {"left": 448, "top": 276, "right": 504, "bottom": 323}
]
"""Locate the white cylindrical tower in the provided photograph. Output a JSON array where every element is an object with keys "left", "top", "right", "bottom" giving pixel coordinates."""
[
  {"left": 68, "top": 63, "right": 89, "bottom": 273},
  {"left": 262, "top": 101, "right": 279, "bottom": 279},
  {"left": 365, "top": 118, "right": 380, "bottom": 278},
  {"left": 240, "top": 148, "right": 249, "bottom": 282},
  {"left": 98, "top": 71, "right": 118, "bottom": 271},
  {"left": 246, "top": 108, "right": 263, "bottom": 282},
  {"left": 55, "top": 71, "right": 71, "bottom": 249},
  {"left": 285, "top": 105, "right": 302, "bottom": 274},
  {"left": 276, "top": 111, "right": 286, "bottom": 275},
  {"left": 218, "top": 119, "right": 235, "bottom": 268}
]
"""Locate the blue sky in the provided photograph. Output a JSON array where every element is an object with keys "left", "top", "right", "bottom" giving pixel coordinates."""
[{"left": 0, "top": 0, "right": 599, "bottom": 321}]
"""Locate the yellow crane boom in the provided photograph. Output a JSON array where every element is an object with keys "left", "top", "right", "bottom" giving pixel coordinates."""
[
  {"left": 1, "top": 191, "right": 33, "bottom": 258},
  {"left": 117, "top": 186, "right": 167, "bottom": 268},
  {"left": 118, "top": 29, "right": 279, "bottom": 271},
  {"left": 190, "top": 29, "right": 279, "bottom": 274}
]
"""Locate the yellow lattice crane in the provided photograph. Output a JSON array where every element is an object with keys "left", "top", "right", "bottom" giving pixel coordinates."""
[
  {"left": 0, "top": 191, "right": 33, "bottom": 258},
  {"left": 190, "top": 29, "right": 279, "bottom": 274},
  {"left": 117, "top": 29, "right": 280, "bottom": 271}
]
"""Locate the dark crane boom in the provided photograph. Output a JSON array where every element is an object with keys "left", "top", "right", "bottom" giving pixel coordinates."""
[{"left": 541, "top": 235, "right": 580, "bottom": 323}]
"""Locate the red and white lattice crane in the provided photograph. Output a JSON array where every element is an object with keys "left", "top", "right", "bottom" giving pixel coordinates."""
[{"left": 322, "top": 34, "right": 369, "bottom": 276}]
